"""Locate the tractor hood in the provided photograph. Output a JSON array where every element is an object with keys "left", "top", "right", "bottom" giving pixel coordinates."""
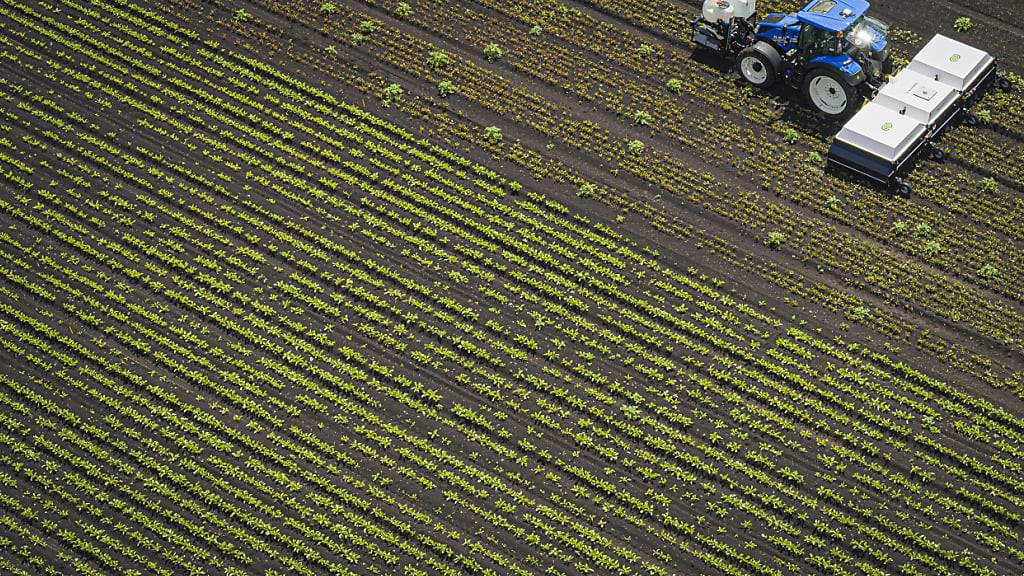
[{"left": 797, "top": 0, "right": 870, "bottom": 33}]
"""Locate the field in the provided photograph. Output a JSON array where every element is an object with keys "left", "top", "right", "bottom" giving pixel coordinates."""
[{"left": 0, "top": 0, "right": 1023, "bottom": 574}]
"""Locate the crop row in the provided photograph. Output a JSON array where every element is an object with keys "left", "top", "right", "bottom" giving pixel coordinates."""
[{"left": 0, "top": 1, "right": 1022, "bottom": 574}]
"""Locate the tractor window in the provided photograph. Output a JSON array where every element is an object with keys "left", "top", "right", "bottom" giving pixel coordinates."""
[
  {"left": 798, "top": 24, "right": 839, "bottom": 57},
  {"left": 807, "top": 0, "right": 837, "bottom": 15}
]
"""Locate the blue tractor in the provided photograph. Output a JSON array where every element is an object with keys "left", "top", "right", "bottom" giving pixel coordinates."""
[{"left": 692, "top": 0, "right": 892, "bottom": 117}]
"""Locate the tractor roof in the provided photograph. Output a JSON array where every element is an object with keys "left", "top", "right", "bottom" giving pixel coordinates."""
[{"left": 797, "top": 0, "right": 869, "bottom": 33}]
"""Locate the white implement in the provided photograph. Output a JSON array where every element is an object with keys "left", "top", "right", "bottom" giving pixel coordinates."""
[
  {"left": 834, "top": 101, "right": 928, "bottom": 167},
  {"left": 827, "top": 34, "right": 1002, "bottom": 194},
  {"left": 871, "top": 69, "right": 959, "bottom": 129},
  {"left": 904, "top": 34, "right": 995, "bottom": 97}
]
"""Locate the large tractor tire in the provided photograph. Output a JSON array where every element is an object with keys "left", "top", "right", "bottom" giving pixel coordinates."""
[
  {"left": 737, "top": 47, "right": 778, "bottom": 88},
  {"left": 803, "top": 68, "right": 861, "bottom": 118}
]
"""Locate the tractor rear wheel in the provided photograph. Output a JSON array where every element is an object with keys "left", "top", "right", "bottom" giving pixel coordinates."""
[
  {"left": 737, "top": 49, "right": 777, "bottom": 88},
  {"left": 803, "top": 69, "right": 860, "bottom": 118}
]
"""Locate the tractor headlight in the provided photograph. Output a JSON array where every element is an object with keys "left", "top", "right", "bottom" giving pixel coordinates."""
[{"left": 853, "top": 28, "right": 874, "bottom": 47}]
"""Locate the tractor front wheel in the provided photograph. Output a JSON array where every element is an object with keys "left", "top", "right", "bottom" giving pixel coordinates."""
[
  {"left": 737, "top": 49, "right": 777, "bottom": 88},
  {"left": 803, "top": 69, "right": 860, "bottom": 118}
]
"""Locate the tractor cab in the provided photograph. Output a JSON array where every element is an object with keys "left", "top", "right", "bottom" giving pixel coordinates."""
[
  {"left": 691, "top": 0, "right": 893, "bottom": 116},
  {"left": 740, "top": 0, "right": 891, "bottom": 115}
]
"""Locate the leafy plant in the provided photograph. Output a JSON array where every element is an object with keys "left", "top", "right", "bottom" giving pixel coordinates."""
[
  {"left": 620, "top": 404, "right": 642, "bottom": 420},
  {"left": 627, "top": 139, "right": 645, "bottom": 154},
  {"left": 666, "top": 78, "right": 682, "bottom": 94},
  {"left": 529, "top": 25, "right": 543, "bottom": 36},
  {"left": 380, "top": 83, "right": 404, "bottom": 107},
  {"left": 358, "top": 20, "right": 379, "bottom": 34},
  {"left": 437, "top": 80, "right": 456, "bottom": 98},
  {"left": 953, "top": 16, "right": 974, "bottom": 32},
  {"left": 766, "top": 231, "right": 786, "bottom": 249},
  {"left": 427, "top": 50, "right": 452, "bottom": 70},
  {"left": 923, "top": 239, "right": 943, "bottom": 258},
  {"left": 483, "top": 126, "right": 503, "bottom": 143},
  {"left": 320, "top": 2, "right": 337, "bottom": 14},
  {"left": 578, "top": 183, "right": 597, "bottom": 198},
  {"left": 974, "top": 175, "right": 999, "bottom": 192},
  {"left": 232, "top": 8, "right": 251, "bottom": 22},
  {"left": 395, "top": 2, "right": 412, "bottom": 17},
  {"left": 847, "top": 306, "right": 870, "bottom": 321},
  {"left": 979, "top": 176, "right": 998, "bottom": 194},
  {"left": 782, "top": 128, "right": 800, "bottom": 144},
  {"left": 483, "top": 43, "right": 503, "bottom": 62},
  {"left": 977, "top": 263, "right": 999, "bottom": 282},
  {"left": 637, "top": 43, "right": 655, "bottom": 58},
  {"left": 633, "top": 110, "right": 652, "bottom": 126}
]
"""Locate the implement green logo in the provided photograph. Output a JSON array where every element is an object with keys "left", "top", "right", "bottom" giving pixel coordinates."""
[
  {"left": 881, "top": 121, "right": 894, "bottom": 132},
  {"left": 950, "top": 53, "right": 961, "bottom": 63}
]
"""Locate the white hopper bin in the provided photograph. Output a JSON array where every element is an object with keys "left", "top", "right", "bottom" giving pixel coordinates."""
[
  {"left": 827, "top": 101, "right": 928, "bottom": 185},
  {"left": 904, "top": 34, "right": 996, "bottom": 98},
  {"left": 872, "top": 69, "right": 959, "bottom": 130}
]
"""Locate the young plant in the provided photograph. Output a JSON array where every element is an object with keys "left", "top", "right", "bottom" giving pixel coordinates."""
[
  {"left": 437, "top": 80, "right": 456, "bottom": 98},
  {"left": 953, "top": 16, "right": 973, "bottom": 32},
  {"left": 395, "top": 2, "right": 412, "bottom": 17},
  {"left": 666, "top": 78, "right": 683, "bottom": 94},
  {"left": 483, "top": 43, "right": 503, "bottom": 62},
  {"left": 977, "top": 263, "right": 999, "bottom": 282},
  {"left": 766, "top": 231, "right": 786, "bottom": 249},
  {"left": 633, "top": 110, "right": 652, "bottom": 126},
  {"left": 627, "top": 139, "right": 645, "bottom": 154},
  {"left": 577, "top": 183, "right": 597, "bottom": 198},
  {"left": 979, "top": 176, "right": 998, "bottom": 194},
  {"left": 922, "top": 239, "right": 943, "bottom": 258},
  {"left": 427, "top": 50, "right": 452, "bottom": 70},
  {"left": 483, "top": 126, "right": 503, "bottom": 143},
  {"left": 529, "top": 25, "right": 543, "bottom": 37},
  {"left": 320, "top": 2, "right": 337, "bottom": 14},
  {"left": 380, "top": 83, "right": 404, "bottom": 107}
]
